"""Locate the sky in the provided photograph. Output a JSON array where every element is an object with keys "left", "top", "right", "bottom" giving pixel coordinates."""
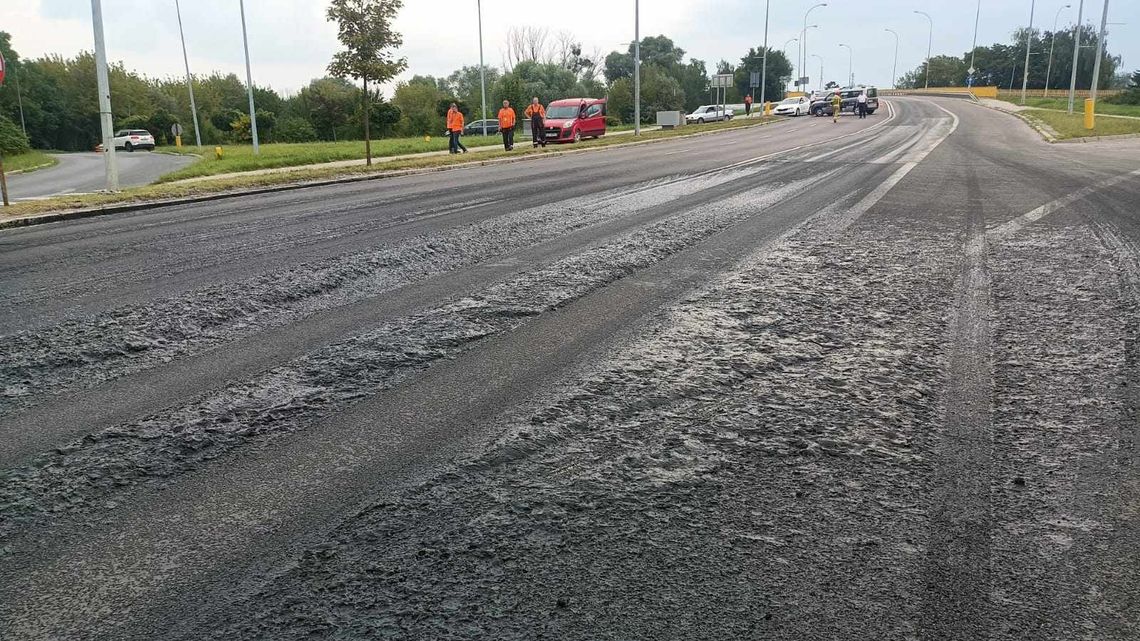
[{"left": 1, "top": 0, "right": 1135, "bottom": 96}]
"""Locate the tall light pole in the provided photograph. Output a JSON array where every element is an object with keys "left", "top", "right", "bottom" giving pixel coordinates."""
[
  {"left": 760, "top": 0, "right": 770, "bottom": 108},
  {"left": 801, "top": 3, "right": 828, "bottom": 94},
  {"left": 1043, "top": 4, "right": 1071, "bottom": 97},
  {"left": 175, "top": 0, "right": 202, "bottom": 147},
  {"left": 799, "top": 24, "right": 819, "bottom": 92},
  {"left": 1088, "top": 0, "right": 1110, "bottom": 103},
  {"left": 915, "top": 11, "right": 934, "bottom": 89},
  {"left": 783, "top": 37, "right": 798, "bottom": 90},
  {"left": 1067, "top": 0, "right": 1085, "bottom": 113},
  {"left": 838, "top": 43, "right": 853, "bottom": 86},
  {"left": 634, "top": 0, "right": 640, "bottom": 136},
  {"left": 13, "top": 59, "right": 27, "bottom": 138},
  {"left": 477, "top": 0, "right": 488, "bottom": 136},
  {"left": 90, "top": 0, "right": 118, "bottom": 191},
  {"left": 885, "top": 28, "right": 900, "bottom": 89},
  {"left": 811, "top": 54, "right": 824, "bottom": 93},
  {"left": 239, "top": 0, "right": 259, "bottom": 155},
  {"left": 968, "top": 0, "right": 982, "bottom": 86},
  {"left": 1020, "top": 0, "right": 1037, "bottom": 104}
]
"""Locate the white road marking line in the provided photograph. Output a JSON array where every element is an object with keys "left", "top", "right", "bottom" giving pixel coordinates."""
[
  {"left": 663, "top": 149, "right": 693, "bottom": 156},
  {"left": 970, "top": 166, "right": 1140, "bottom": 256}
]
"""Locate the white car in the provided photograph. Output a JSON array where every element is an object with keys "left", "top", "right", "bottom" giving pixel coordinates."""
[
  {"left": 685, "top": 105, "right": 734, "bottom": 124},
  {"left": 773, "top": 96, "right": 810, "bottom": 117},
  {"left": 112, "top": 129, "right": 156, "bottom": 152}
]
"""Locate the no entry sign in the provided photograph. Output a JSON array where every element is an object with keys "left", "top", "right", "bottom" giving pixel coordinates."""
[{"left": 0, "top": 51, "right": 6, "bottom": 86}]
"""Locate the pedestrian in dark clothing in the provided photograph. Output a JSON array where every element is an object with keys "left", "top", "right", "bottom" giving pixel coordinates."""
[
  {"left": 497, "top": 100, "right": 516, "bottom": 151},
  {"left": 525, "top": 97, "right": 546, "bottom": 148},
  {"left": 744, "top": 93, "right": 754, "bottom": 117}
]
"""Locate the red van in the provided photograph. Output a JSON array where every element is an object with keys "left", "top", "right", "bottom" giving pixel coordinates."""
[{"left": 541, "top": 98, "right": 607, "bottom": 143}]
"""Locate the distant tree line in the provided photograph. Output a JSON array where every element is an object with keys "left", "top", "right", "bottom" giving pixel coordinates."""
[{"left": 898, "top": 24, "right": 1125, "bottom": 93}]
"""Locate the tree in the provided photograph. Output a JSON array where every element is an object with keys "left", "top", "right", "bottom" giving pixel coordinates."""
[
  {"left": 734, "top": 47, "right": 792, "bottom": 104},
  {"left": 392, "top": 79, "right": 444, "bottom": 136},
  {"left": 607, "top": 64, "right": 684, "bottom": 124},
  {"left": 298, "top": 77, "right": 358, "bottom": 141},
  {"left": 446, "top": 65, "right": 501, "bottom": 121},
  {"left": 327, "top": 0, "right": 408, "bottom": 165}
]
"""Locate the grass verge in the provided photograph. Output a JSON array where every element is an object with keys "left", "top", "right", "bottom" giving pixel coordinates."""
[
  {"left": 3, "top": 151, "right": 58, "bottom": 173},
  {"left": 1023, "top": 109, "right": 1140, "bottom": 140},
  {"left": 1, "top": 116, "right": 784, "bottom": 221},
  {"left": 995, "top": 94, "right": 1140, "bottom": 118}
]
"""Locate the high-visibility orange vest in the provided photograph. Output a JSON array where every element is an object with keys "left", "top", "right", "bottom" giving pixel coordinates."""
[
  {"left": 447, "top": 109, "right": 465, "bottom": 132},
  {"left": 498, "top": 108, "right": 516, "bottom": 130},
  {"left": 524, "top": 104, "right": 546, "bottom": 120}
]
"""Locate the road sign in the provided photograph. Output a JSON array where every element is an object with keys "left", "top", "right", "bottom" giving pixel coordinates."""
[
  {"left": 750, "top": 71, "right": 761, "bottom": 88},
  {"left": 0, "top": 51, "right": 6, "bottom": 86},
  {"left": 968, "top": 66, "right": 976, "bottom": 75},
  {"left": 711, "top": 73, "right": 734, "bottom": 88},
  {"left": 171, "top": 123, "right": 184, "bottom": 137},
  {"left": 796, "top": 76, "right": 810, "bottom": 87}
]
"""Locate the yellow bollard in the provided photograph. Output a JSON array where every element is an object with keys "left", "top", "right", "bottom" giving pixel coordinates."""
[
  {"left": 215, "top": 146, "right": 224, "bottom": 160},
  {"left": 424, "top": 135, "right": 431, "bottom": 143},
  {"left": 175, "top": 135, "right": 182, "bottom": 148},
  {"left": 1084, "top": 98, "right": 1095, "bottom": 130}
]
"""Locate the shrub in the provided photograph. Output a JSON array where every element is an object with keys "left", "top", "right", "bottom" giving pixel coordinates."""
[{"left": 0, "top": 115, "right": 31, "bottom": 155}]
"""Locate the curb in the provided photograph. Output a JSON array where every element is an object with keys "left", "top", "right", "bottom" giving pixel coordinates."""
[
  {"left": 1053, "top": 131, "right": 1140, "bottom": 144},
  {"left": 4, "top": 160, "right": 58, "bottom": 176},
  {"left": 0, "top": 118, "right": 790, "bottom": 231}
]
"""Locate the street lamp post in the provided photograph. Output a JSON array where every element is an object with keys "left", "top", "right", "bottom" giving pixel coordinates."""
[
  {"left": 885, "top": 29, "right": 900, "bottom": 89},
  {"left": 90, "top": 0, "right": 118, "bottom": 191},
  {"left": 1020, "top": 0, "right": 1037, "bottom": 104},
  {"left": 1088, "top": 0, "right": 1110, "bottom": 103},
  {"left": 799, "top": 25, "right": 818, "bottom": 92},
  {"left": 239, "top": 0, "right": 259, "bottom": 155},
  {"left": 801, "top": 3, "right": 827, "bottom": 94},
  {"left": 175, "top": 0, "right": 202, "bottom": 147},
  {"left": 634, "top": 0, "right": 640, "bottom": 136},
  {"left": 477, "top": 0, "right": 487, "bottom": 136},
  {"left": 783, "top": 38, "right": 798, "bottom": 91},
  {"left": 915, "top": 11, "right": 933, "bottom": 90},
  {"left": 968, "top": 0, "right": 982, "bottom": 86},
  {"left": 838, "top": 43, "right": 853, "bottom": 87},
  {"left": 811, "top": 54, "right": 824, "bottom": 93},
  {"left": 760, "top": 0, "right": 770, "bottom": 109},
  {"left": 1067, "top": 0, "right": 1085, "bottom": 113},
  {"left": 1044, "top": 4, "right": 1071, "bottom": 97}
]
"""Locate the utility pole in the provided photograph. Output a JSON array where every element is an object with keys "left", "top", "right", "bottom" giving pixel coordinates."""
[
  {"left": 1044, "top": 4, "right": 1071, "bottom": 97},
  {"left": 1088, "top": 0, "right": 1110, "bottom": 103},
  {"left": 915, "top": 11, "right": 933, "bottom": 89},
  {"left": 478, "top": 0, "right": 488, "bottom": 136},
  {"left": 91, "top": 0, "right": 118, "bottom": 191},
  {"left": 1021, "top": 0, "right": 1037, "bottom": 104},
  {"left": 1067, "top": 0, "right": 1084, "bottom": 113},
  {"left": 175, "top": 0, "right": 202, "bottom": 147},
  {"left": 968, "top": 0, "right": 982, "bottom": 87},
  {"left": 783, "top": 37, "right": 798, "bottom": 91},
  {"left": 13, "top": 59, "right": 27, "bottom": 138},
  {"left": 839, "top": 43, "right": 852, "bottom": 86},
  {"left": 885, "top": 29, "right": 899, "bottom": 89},
  {"left": 760, "top": 0, "right": 770, "bottom": 109},
  {"left": 634, "top": 0, "right": 640, "bottom": 136},
  {"left": 239, "top": 0, "right": 259, "bottom": 155},
  {"left": 802, "top": 3, "right": 827, "bottom": 94}
]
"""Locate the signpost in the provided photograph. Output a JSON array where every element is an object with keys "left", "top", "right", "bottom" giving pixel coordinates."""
[
  {"left": 0, "top": 52, "right": 7, "bottom": 207},
  {"left": 712, "top": 73, "right": 734, "bottom": 121},
  {"left": 171, "top": 123, "right": 185, "bottom": 148}
]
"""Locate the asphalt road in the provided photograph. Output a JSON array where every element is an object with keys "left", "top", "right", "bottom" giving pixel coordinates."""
[
  {"left": 1, "top": 99, "right": 1138, "bottom": 640},
  {"left": 4, "top": 151, "right": 195, "bottom": 200}
]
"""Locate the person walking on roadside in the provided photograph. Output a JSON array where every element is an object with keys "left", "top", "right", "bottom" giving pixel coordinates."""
[
  {"left": 831, "top": 91, "right": 842, "bottom": 124},
  {"left": 744, "top": 93, "right": 754, "bottom": 117},
  {"left": 497, "top": 100, "right": 517, "bottom": 151},
  {"left": 447, "top": 103, "right": 467, "bottom": 154},
  {"left": 856, "top": 90, "right": 868, "bottom": 119},
  {"left": 525, "top": 97, "right": 547, "bottom": 148}
]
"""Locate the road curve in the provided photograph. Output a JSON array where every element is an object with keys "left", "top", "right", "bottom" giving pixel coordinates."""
[
  {"left": 4, "top": 151, "right": 196, "bottom": 200},
  {"left": 1, "top": 99, "right": 1138, "bottom": 640}
]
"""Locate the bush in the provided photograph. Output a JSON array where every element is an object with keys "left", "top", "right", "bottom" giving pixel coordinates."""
[
  {"left": 275, "top": 116, "right": 319, "bottom": 143},
  {"left": 605, "top": 116, "right": 621, "bottom": 127},
  {"left": 0, "top": 115, "right": 31, "bottom": 155}
]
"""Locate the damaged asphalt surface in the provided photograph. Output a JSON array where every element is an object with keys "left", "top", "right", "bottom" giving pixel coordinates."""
[{"left": 1, "top": 98, "right": 1138, "bottom": 639}]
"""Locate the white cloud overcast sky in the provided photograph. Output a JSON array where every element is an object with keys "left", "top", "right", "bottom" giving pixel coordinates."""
[{"left": 2, "top": 0, "right": 1136, "bottom": 96}]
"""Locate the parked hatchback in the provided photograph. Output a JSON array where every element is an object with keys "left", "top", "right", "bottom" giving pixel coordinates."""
[
  {"left": 542, "top": 98, "right": 607, "bottom": 143},
  {"left": 113, "top": 129, "right": 156, "bottom": 152}
]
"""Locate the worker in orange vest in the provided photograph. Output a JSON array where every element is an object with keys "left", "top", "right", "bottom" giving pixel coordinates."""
[
  {"left": 524, "top": 97, "right": 546, "bottom": 148},
  {"left": 497, "top": 100, "right": 517, "bottom": 151},
  {"left": 446, "top": 103, "right": 467, "bottom": 154}
]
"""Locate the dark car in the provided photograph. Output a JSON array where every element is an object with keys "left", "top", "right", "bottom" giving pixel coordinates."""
[
  {"left": 811, "top": 87, "right": 879, "bottom": 116},
  {"left": 463, "top": 119, "right": 500, "bottom": 136}
]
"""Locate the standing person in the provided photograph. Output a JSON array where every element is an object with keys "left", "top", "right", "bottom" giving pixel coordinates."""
[
  {"left": 831, "top": 91, "right": 842, "bottom": 124},
  {"left": 497, "top": 100, "right": 516, "bottom": 151},
  {"left": 856, "top": 90, "right": 868, "bottom": 119},
  {"left": 525, "top": 97, "right": 546, "bottom": 148},
  {"left": 446, "top": 103, "right": 467, "bottom": 154},
  {"left": 744, "top": 93, "right": 754, "bottom": 117}
]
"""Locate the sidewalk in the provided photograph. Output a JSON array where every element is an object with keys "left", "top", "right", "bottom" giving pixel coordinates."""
[
  {"left": 980, "top": 97, "right": 1140, "bottom": 120},
  {"left": 172, "top": 126, "right": 664, "bottom": 185}
]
